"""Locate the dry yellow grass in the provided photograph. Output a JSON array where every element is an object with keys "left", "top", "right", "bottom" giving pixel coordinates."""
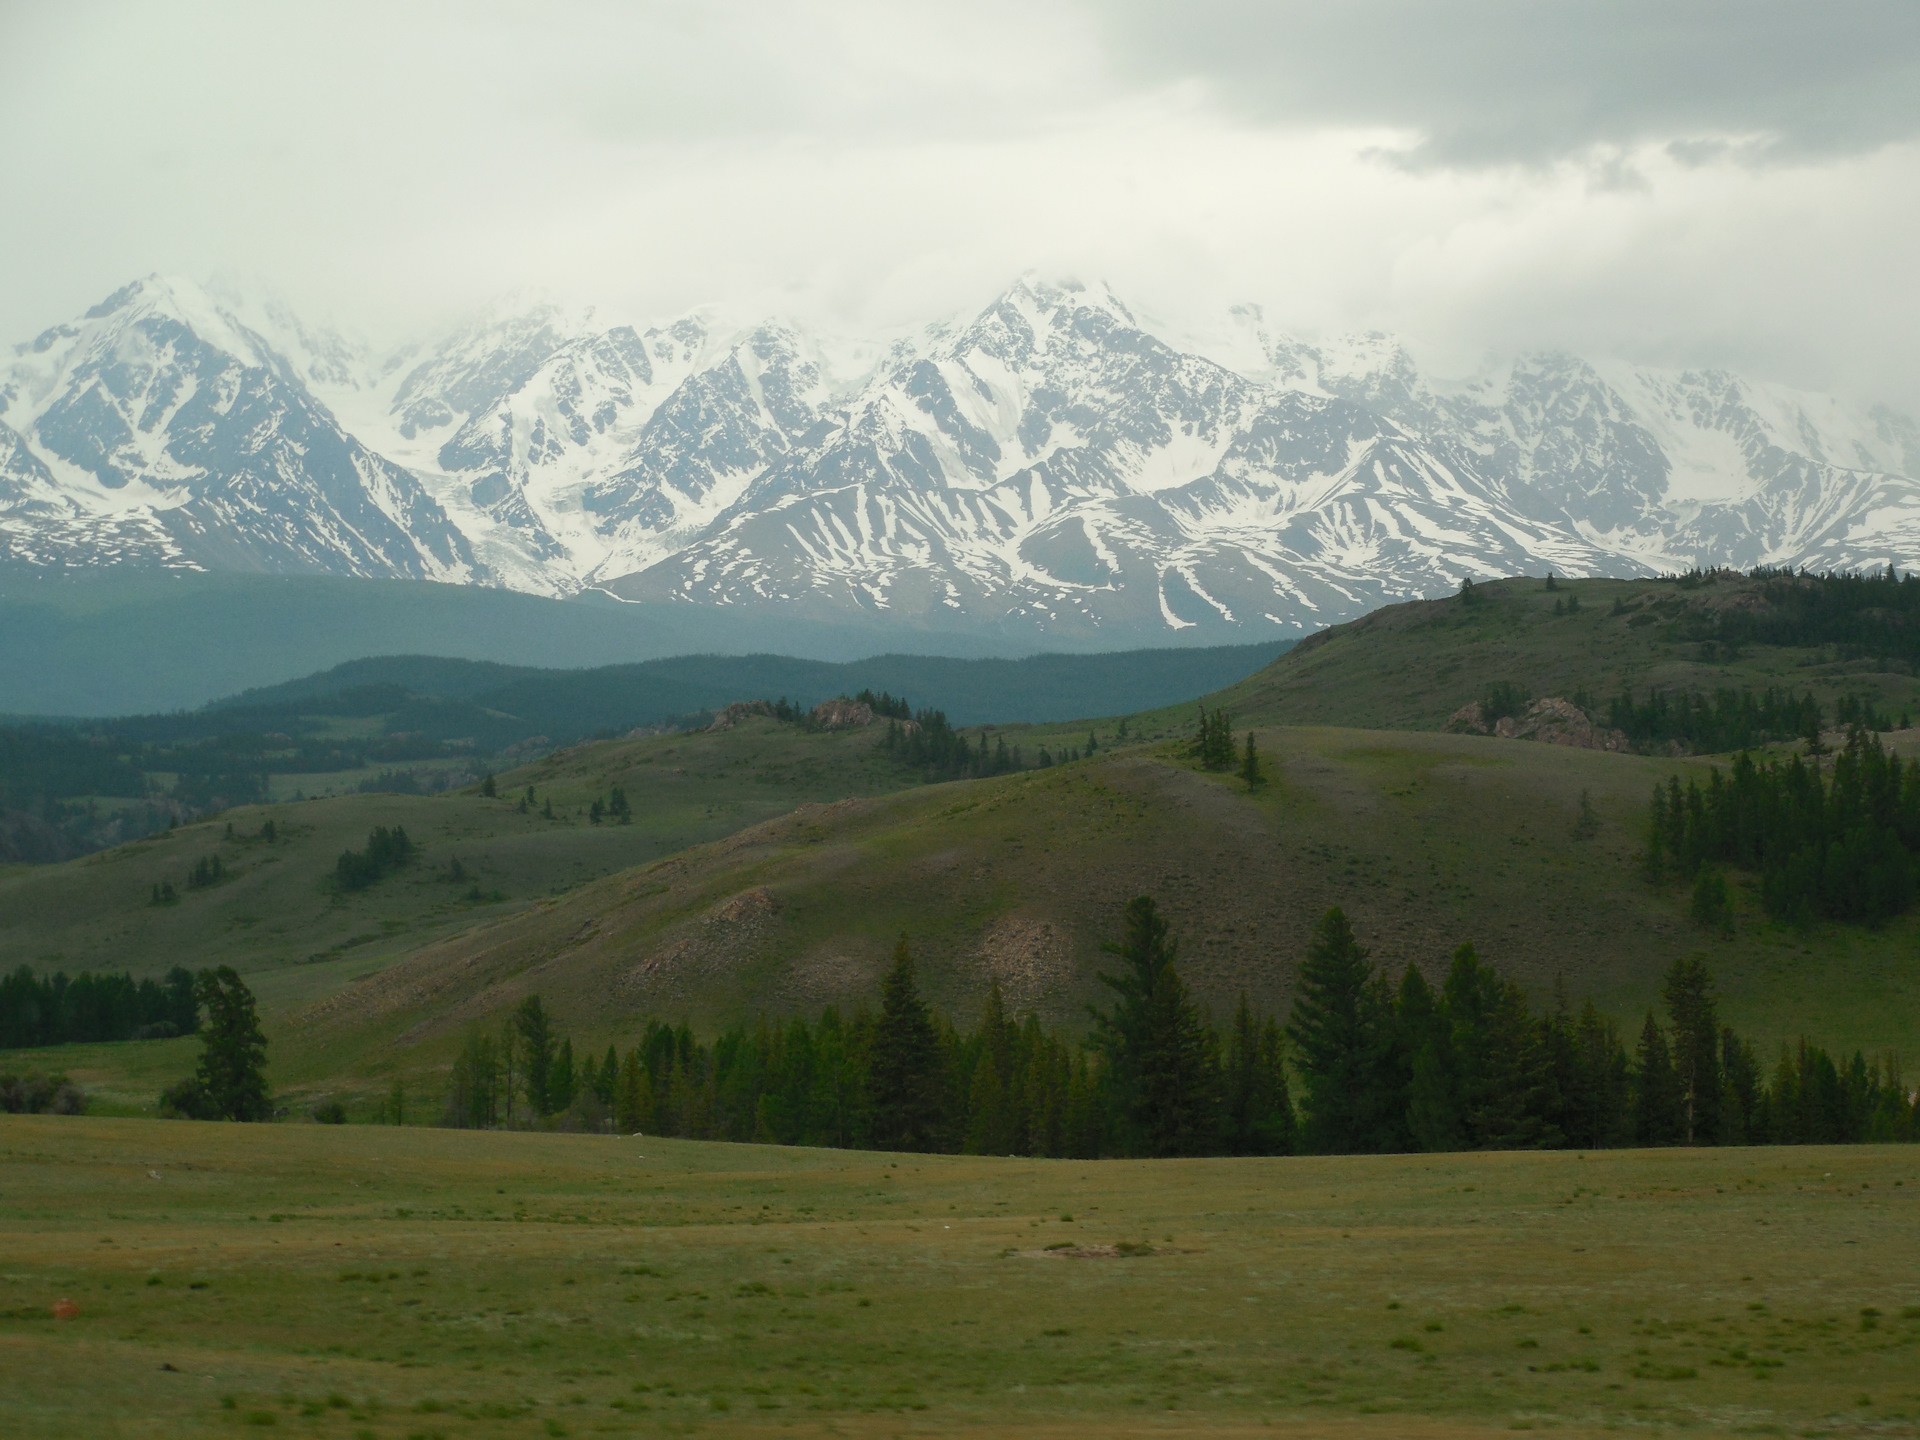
[{"left": 3, "top": 1116, "right": 1918, "bottom": 1437}]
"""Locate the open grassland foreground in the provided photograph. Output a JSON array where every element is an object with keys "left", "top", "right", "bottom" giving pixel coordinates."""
[{"left": 2, "top": 1118, "right": 1918, "bottom": 1438}]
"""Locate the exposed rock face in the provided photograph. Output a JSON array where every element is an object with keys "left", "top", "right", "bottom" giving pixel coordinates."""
[
  {"left": 1446, "top": 697, "right": 1631, "bottom": 752},
  {"left": 808, "top": 697, "right": 874, "bottom": 730},
  {"left": 706, "top": 700, "right": 775, "bottom": 731}
]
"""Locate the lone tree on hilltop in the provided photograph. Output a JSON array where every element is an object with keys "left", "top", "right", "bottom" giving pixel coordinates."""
[
  {"left": 159, "top": 967, "right": 270, "bottom": 1121},
  {"left": 867, "top": 936, "right": 945, "bottom": 1151}
]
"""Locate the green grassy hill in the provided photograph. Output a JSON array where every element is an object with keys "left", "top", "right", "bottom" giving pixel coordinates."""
[
  {"left": 11, "top": 572, "right": 1920, "bottom": 1116},
  {"left": 254, "top": 725, "right": 1912, "bottom": 1111},
  {"left": 1212, "top": 572, "right": 1920, "bottom": 730},
  {"left": 0, "top": 717, "right": 918, "bottom": 1050}
]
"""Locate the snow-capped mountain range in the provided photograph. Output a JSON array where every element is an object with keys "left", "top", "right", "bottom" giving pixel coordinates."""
[{"left": 6, "top": 273, "right": 1918, "bottom": 645}]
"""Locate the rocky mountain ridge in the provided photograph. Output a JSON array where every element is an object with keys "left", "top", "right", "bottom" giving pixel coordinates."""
[{"left": 5, "top": 273, "right": 1916, "bottom": 646}]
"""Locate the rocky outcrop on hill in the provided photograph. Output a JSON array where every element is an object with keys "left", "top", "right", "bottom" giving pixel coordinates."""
[
  {"left": 1446, "top": 697, "right": 1631, "bottom": 752},
  {"left": 706, "top": 700, "right": 775, "bottom": 732},
  {"left": 808, "top": 697, "right": 875, "bottom": 730}
]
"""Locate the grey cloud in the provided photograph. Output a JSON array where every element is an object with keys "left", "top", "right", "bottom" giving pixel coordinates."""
[{"left": 1095, "top": 0, "right": 1920, "bottom": 166}]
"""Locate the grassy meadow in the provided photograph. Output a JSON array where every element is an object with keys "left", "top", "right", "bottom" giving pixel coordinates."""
[{"left": 2, "top": 1116, "right": 1918, "bottom": 1438}]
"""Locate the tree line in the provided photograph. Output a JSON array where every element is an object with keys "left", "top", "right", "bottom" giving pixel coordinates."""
[
  {"left": 1648, "top": 728, "right": 1920, "bottom": 927},
  {"left": 1708, "top": 566, "right": 1920, "bottom": 669},
  {"left": 880, "top": 710, "right": 1025, "bottom": 782},
  {"left": 1598, "top": 687, "right": 1830, "bottom": 753},
  {"left": 0, "top": 964, "right": 198, "bottom": 1049},
  {"left": 442, "top": 902, "right": 1294, "bottom": 1157},
  {"left": 1285, "top": 910, "right": 1913, "bottom": 1150},
  {"left": 440, "top": 899, "right": 1916, "bottom": 1152}
]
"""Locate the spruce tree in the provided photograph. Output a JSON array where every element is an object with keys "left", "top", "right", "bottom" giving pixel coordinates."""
[
  {"left": 1223, "top": 994, "right": 1294, "bottom": 1155},
  {"left": 616, "top": 1047, "right": 652, "bottom": 1134},
  {"left": 1662, "top": 956, "right": 1722, "bottom": 1143},
  {"left": 867, "top": 936, "right": 944, "bottom": 1151},
  {"left": 1720, "top": 1025, "right": 1762, "bottom": 1144},
  {"left": 596, "top": 1044, "right": 619, "bottom": 1107},
  {"left": 1089, "top": 896, "right": 1221, "bottom": 1156},
  {"left": 1632, "top": 1013, "right": 1685, "bottom": 1146},
  {"left": 1240, "top": 732, "right": 1265, "bottom": 788},
  {"left": 1470, "top": 977, "right": 1559, "bottom": 1149},
  {"left": 514, "top": 995, "right": 556, "bottom": 1116},
  {"left": 1399, "top": 962, "right": 1462, "bottom": 1152},
  {"left": 1286, "top": 908, "right": 1394, "bottom": 1154},
  {"left": 963, "top": 1056, "right": 1009, "bottom": 1155},
  {"left": 1572, "top": 789, "right": 1601, "bottom": 841},
  {"left": 551, "top": 1038, "right": 576, "bottom": 1114}
]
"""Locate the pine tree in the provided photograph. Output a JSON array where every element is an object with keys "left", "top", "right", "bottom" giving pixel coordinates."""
[
  {"left": 616, "top": 1047, "right": 652, "bottom": 1133},
  {"left": 964, "top": 981, "right": 1018, "bottom": 1154},
  {"left": 1470, "top": 977, "right": 1558, "bottom": 1149},
  {"left": 481, "top": 773, "right": 496, "bottom": 797},
  {"left": 609, "top": 786, "right": 632, "bottom": 824},
  {"left": 1223, "top": 994, "right": 1294, "bottom": 1155},
  {"left": 1288, "top": 909, "right": 1396, "bottom": 1153},
  {"left": 1690, "top": 868, "right": 1734, "bottom": 937},
  {"left": 596, "top": 1044, "right": 619, "bottom": 1107},
  {"left": 1566, "top": 1000, "right": 1632, "bottom": 1148},
  {"left": 1572, "top": 789, "right": 1601, "bottom": 841},
  {"left": 1089, "top": 896, "right": 1221, "bottom": 1156},
  {"left": 1399, "top": 962, "right": 1462, "bottom": 1152},
  {"left": 1632, "top": 1013, "right": 1685, "bottom": 1146},
  {"left": 551, "top": 1038, "right": 576, "bottom": 1114},
  {"left": 514, "top": 995, "right": 556, "bottom": 1116},
  {"left": 1240, "top": 732, "right": 1265, "bottom": 788},
  {"left": 867, "top": 936, "right": 944, "bottom": 1151},
  {"left": 188, "top": 966, "right": 271, "bottom": 1121},
  {"left": 964, "top": 1056, "right": 1009, "bottom": 1155},
  {"left": 1662, "top": 956, "right": 1722, "bottom": 1144},
  {"left": 443, "top": 1031, "right": 499, "bottom": 1128},
  {"left": 1720, "top": 1025, "right": 1763, "bottom": 1144}
]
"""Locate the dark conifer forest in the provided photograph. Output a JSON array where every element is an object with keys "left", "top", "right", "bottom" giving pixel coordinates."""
[
  {"left": 438, "top": 901, "right": 1917, "bottom": 1153},
  {"left": 0, "top": 964, "right": 198, "bottom": 1048},
  {"left": 1648, "top": 728, "right": 1920, "bottom": 926}
]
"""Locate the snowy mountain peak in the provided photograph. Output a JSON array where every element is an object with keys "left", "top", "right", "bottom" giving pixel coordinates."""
[{"left": 5, "top": 273, "right": 1919, "bottom": 647}]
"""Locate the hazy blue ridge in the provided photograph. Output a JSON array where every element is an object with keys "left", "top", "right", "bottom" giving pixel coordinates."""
[
  {"left": 211, "top": 642, "right": 1295, "bottom": 736},
  {"left": 0, "top": 570, "right": 1293, "bottom": 719}
]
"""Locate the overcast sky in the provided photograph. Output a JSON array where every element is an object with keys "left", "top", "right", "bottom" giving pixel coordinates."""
[{"left": 3, "top": 1, "right": 1918, "bottom": 408}]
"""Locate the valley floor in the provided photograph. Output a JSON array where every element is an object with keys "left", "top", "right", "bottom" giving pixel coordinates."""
[{"left": 2, "top": 1117, "right": 1916, "bottom": 1437}]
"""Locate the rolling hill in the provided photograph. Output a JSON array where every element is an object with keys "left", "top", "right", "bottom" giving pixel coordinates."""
[{"left": 9, "top": 569, "right": 1920, "bottom": 1116}]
